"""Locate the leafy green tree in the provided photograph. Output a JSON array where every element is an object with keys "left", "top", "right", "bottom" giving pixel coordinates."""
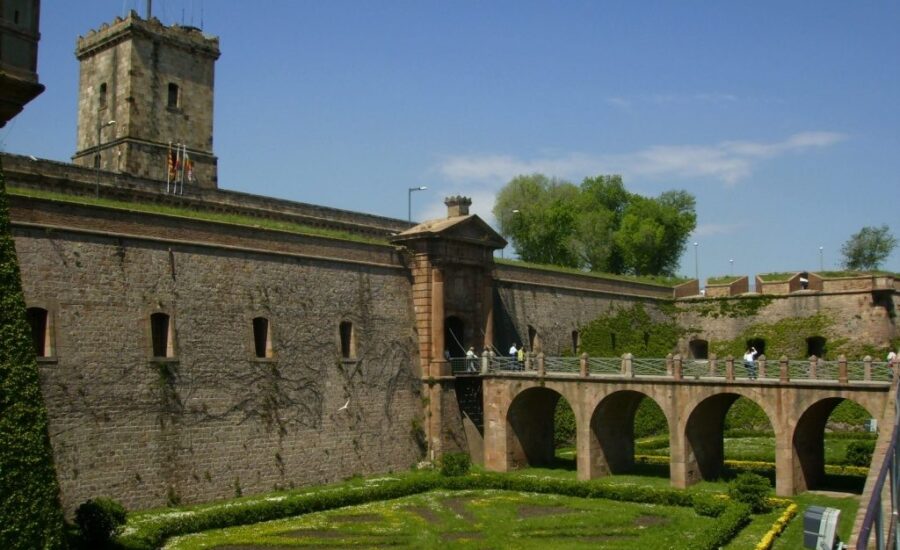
[
  {"left": 493, "top": 174, "right": 581, "bottom": 267},
  {"left": 493, "top": 173, "right": 696, "bottom": 276},
  {"left": 840, "top": 225, "right": 897, "bottom": 271},
  {"left": 0, "top": 158, "right": 68, "bottom": 549}
]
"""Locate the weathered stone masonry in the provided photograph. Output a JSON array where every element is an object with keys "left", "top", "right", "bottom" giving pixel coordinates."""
[{"left": 13, "top": 200, "right": 423, "bottom": 512}]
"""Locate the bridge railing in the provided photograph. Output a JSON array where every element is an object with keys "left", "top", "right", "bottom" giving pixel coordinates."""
[{"left": 472, "top": 351, "right": 897, "bottom": 385}]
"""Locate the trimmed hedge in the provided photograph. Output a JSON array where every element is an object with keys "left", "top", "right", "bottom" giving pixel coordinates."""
[
  {"left": 0, "top": 159, "right": 68, "bottom": 548},
  {"left": 117, "top": 472, "right": 752, "bottom": 550},
  {"left": 75, "top": 498, "right": 127, "bottom": 548}
]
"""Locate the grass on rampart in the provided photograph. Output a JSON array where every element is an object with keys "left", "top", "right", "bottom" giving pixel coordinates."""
[
  {"left": 707, "top": 275, "right": 741, "bottom": 285},
  {"left": 8, "top": 186, "right": 391, "bottom": 246},
  {"left": 495, "top": 257, "right": 689, "bottom": 288}
]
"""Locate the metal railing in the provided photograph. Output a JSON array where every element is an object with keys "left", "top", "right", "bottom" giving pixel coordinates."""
[
  {"left": 461, "top": 351, "right": 897, "bottom": 385},
  {"left": 853, "top": 379, "right": 899, "bottom": 549}
]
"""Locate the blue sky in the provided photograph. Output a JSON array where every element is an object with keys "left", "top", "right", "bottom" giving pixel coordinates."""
[{"left": 2, "top": 1, "right": 899, "bottom": 282}]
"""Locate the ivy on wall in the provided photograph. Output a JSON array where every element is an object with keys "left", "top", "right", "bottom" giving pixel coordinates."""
[
  {"left": 703, "top": 313, "right": 874, "bottom": 360},
  {"left": 0, "top": 159, "right": 68, "bottom": 549},
  {"left": 681, "top": 295, "right": 774, "bottom": 319},
  {"left": 579, "top": 303, "right": 683, "bottom": 358}
]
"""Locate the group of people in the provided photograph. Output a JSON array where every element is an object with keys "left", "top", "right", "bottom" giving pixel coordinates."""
[{"left": 508, "top": 343, "right": 526, "bottom": 370}]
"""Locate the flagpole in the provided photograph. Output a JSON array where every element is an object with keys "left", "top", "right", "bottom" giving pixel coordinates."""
[
  {"left": 179, "top": 143, "right": 186, "bottom": 195},
  {"left": 166, "top": 141, "right": 172, "bottom": 193}
]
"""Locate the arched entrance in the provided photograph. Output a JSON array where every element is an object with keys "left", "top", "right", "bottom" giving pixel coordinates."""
[{"left": 445, "top": 316, "right": 466, "bottom": 358}]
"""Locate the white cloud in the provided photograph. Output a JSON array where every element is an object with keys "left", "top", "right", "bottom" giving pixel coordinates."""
[{"left": 434, "top": 131, "right": 847, "bottom": 187}]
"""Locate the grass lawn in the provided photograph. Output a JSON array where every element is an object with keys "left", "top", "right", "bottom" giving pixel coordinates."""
[
  {"left": 122, "top": 439, "right": 866, "bottom": 549},
  {"left": 165, "top": 489, "right": 723, "bottom": 549}
]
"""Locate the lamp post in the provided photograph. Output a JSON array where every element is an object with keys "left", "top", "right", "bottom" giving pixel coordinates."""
[
  {"left": 693, "top": 242, "right": 699, "bottom": 282},
  {"left": 819, "top": 246, "right": 824, "bottom": 271},
  {"left": 95, "top": 119, "right": 116, "bottom": 197},
  {"left": 408, "top": 186, "right": 427, "bottom": 222},
  {"left": 730, "top": 258, "right": 734, "bottom": 275}
]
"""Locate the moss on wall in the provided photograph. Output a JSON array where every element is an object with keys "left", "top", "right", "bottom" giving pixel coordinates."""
[
  {"left": 579, "top": 303, "right": 683, "bottom": 357},
  {"left": 0, "top": 159, "right": 68, "bottom": 549},
  {"left": 680, "top": 295, "right": 774, "bottom": 319},
  {"left": 705, "top": 313, "right": 879, "bottom": 360}
]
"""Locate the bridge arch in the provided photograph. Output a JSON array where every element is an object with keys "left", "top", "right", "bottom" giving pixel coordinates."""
[
  {"left": 504, "top": 386, "right": 575, "bottom": 469},
  {"left": 675, "top": 390, "right": 776, "bottom": 487},
  {"left": 586, "top": 390, "right": 670, "bottom": 478},
  {"left": 790, "top": 396, "right": 875, "bottom": 493}
]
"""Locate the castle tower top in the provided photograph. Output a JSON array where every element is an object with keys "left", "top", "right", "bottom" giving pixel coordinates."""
[{"left": 72, "top": 10, "right": 220, "bottom": 188}]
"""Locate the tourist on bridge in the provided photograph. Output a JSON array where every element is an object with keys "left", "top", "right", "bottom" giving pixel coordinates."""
[
  {"left": 888, "top": 349, "right": 897, "bottom": 364},
  {"left": 743, "top": 346, "right": 758, "bottom": 380},
  {"left": 466, "top": 346, "right": 477, "bottom": 372},
  {"left": 509, "top": 343, "right": 518, "bottom": 357},
  {"left": 517, "top": 346, "right": 525, "bottom": 370}
]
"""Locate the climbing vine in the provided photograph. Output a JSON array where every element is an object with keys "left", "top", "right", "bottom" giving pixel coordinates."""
[
  {"left": 707, "top": 313, "right": 855, "bottom": 360},
  {"left": 0, "top": 159, "right": 68, "bottom": 549},
  {"left": 681, "top": 295, "right": 774, "bottom": 319},
  {"left": 579, "top": 303, "right": 683, "bottom": 357}
]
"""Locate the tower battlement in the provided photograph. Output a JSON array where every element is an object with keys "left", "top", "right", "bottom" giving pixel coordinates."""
[{"left": 72, "top": 10, "right": 219, "bottom": 188}]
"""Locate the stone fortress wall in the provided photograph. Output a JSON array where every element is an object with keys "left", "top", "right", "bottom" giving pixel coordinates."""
[{"left": 10, "top": 182, "right": 423, "bottom": 512}]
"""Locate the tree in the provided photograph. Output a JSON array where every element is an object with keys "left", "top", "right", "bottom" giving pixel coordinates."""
[
  {"left": 0, "top": 158, "right": 68, "bottom": 549},
  {"left": 493, "top": 174, "right": 581, "bottom": 268},
  {"left": 840, "top": 225, "right": 897, "bottom": 271},
  {"left": 493, "top": 173, "right": 696, "bottom": 277}
]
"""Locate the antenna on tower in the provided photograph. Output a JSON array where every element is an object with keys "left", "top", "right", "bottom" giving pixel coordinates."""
[{"left": 146, "top": 0, "right": 152, "bottom": 19}]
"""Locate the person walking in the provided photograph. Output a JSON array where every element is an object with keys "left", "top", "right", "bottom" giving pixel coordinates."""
[
  {"left": 516, "top": 346, "right": 525, "bottom": 370},
  {"left": 743, "top": 346, "right": 758, "bottom": 380},
  {"left": 465, "top": 346, "right": 477, "bottom": 372}
]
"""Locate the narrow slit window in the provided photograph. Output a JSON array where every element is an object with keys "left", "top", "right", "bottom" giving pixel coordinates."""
[
  {"left": 253, "top": 317, "right": 271, "bottom": 358},
  {"left": 340, "top": 321, "right": 354, "bottom": 359},
  {"left": 98, "top": 82, "right": 107, "bottom": 108},
  {"left": 167, "top": 83, "right": 180, "bottom": 108},
  {"left": 150, "top": 312, "right": 172, "bottom": 358},
  {"left": 26, "top": 307, "right": 49, "bottom": 357},
  {"left": 571, "top": 330, "right": 579, "bottom": 354}
]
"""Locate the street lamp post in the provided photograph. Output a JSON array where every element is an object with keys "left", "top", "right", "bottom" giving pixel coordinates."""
[
  {"left": 819, "top": 246, "right": 824, "bottom": 271},
  {"left": 95, "top": 119, "right": 116, "bottom": 197},
  {"left": 730, "top": 259, "right": 734, "bottom": 275},
  {"left": 693, "top": 242, "right": 699, "bottom": 282},
  {"left": 408, "top": 186, "right": 427, "bottom": 222}
]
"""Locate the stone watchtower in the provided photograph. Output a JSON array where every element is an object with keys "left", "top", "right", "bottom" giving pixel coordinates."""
[{"left": 71, "top": 10, "right": 220, "bottom": 188}]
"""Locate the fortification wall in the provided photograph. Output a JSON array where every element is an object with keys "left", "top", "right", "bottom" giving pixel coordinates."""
[
  {"left": 676, "top": 291, "right": 899, "bottom": 358},
  {"left": 12, "top": 211, "right": 423, "bottom": 512}
]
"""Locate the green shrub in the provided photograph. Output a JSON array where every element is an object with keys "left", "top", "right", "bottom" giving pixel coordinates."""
[
  {"left": 76, "top": 498, "right": 127, "bottom": 548},
  {"left": 440, "top": 452, "right": 471, "bottom": 477},
  {"left": 727, "top": 472, "right": 772, "bottom": 513},
  {"left": 554, "top": 401, "right": 576, "bottom": 447},
  {"left": 692, "top": 493, "right": 728, "bottom": 517},
  {"left": 693, "top": 502, "right": 752, "bottom": 549},
  {"left": 634, "top": 397, "right": 668, "bottom": 438},
  {"left": 846, "top": 440, "right": 875, "bottom": 466},
  {"left": 724, "top": 398, "right": 771, "bottom": 432}
]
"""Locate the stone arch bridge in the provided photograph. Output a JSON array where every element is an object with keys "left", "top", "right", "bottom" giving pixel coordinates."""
[{"left": 475, "top": 355, "right": 897, "bottom": 496}]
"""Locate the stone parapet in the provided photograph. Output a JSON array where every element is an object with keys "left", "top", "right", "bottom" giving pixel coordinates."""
[
  {"left": 2, "top": 153, "right": 412, "bottom": 238},
  {"left": 495, "top": 262, "right": 676, "bottom": 300}
]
